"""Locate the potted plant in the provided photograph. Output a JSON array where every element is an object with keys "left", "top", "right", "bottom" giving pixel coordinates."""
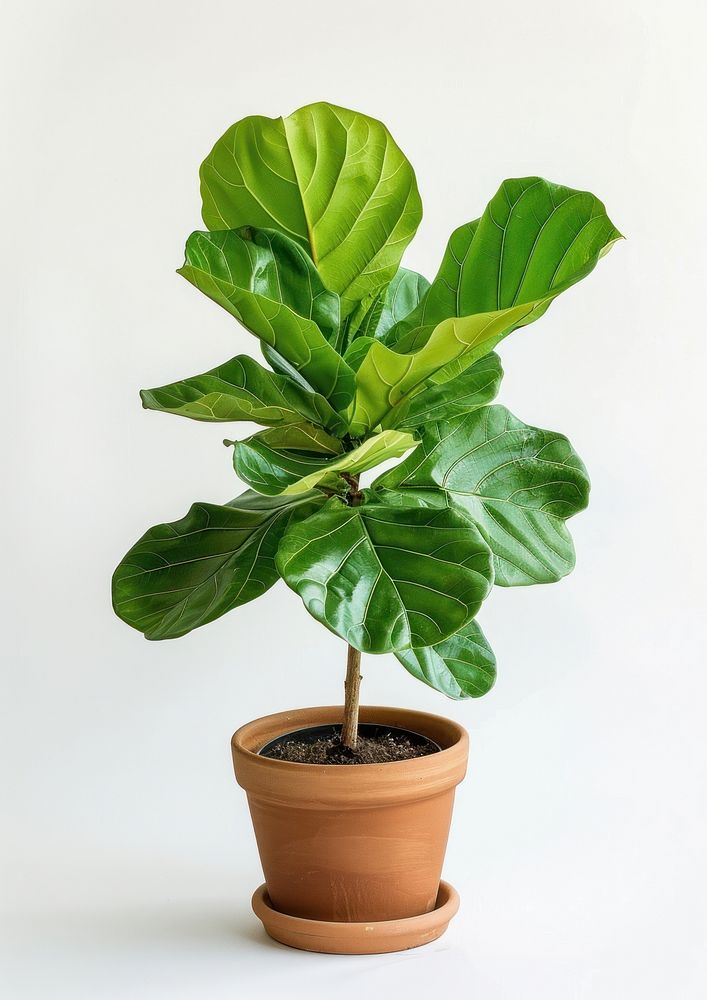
[{"left": 113, "top": 101, "right": 620, "bottom": 954}]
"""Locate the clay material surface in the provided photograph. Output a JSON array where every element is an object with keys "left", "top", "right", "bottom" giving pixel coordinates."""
[
  {"left": 232, "top": 705, "right": 469, "bottom": 925},
  {"left": 252, "top": 879, "right": 460, "bottom": 954}
]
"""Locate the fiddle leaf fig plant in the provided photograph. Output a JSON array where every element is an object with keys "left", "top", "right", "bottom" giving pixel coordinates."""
[{"left": 112, "top": 101, "right": 621, "bottom": 749}]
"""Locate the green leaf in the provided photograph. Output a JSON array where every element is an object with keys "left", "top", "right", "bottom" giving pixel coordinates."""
[
  {"left": 350, "top": 304, "right": 531, "bottom": 434},
  {"left": 384, "top": 353, "right": 503, "bottom": 430},
  {"left": 259, "top": 344, "right": 318, "bottom": 391},
  {"left": 250, "top": 423, "right": 343, "bottom": 455},
  {"left": 281, "top": 429, "right": 415, "bottom": 495},
  {"left": 341, "top": 267, "right": 430, "bottom": 349},
  {"left": 350, "top": 177, "right": 621, "bottom": 432},
  {"left": 229, "top": 428, "right": 415, "bottom": 497},
  {"left": 376, "top": 405, "right": 590, "bottom": 586},
  {"left": 275, "top": 500, "right": 494, "bottom": 653},
  {"left": 343, "top": 336, "right": 376, "bottom": 373},
  {"left": 395, "top": 619, "right": 496, "bottom": 698},
  {"left": 375, "top": 267, "right": 430, "bottom": 341},
  {"left": 230, "top": 434, "right": 345, "bottom": 497},
  {"left": 178, "top": 229, "right": 354, "bottom": 410},
  {"left": 140, "top": 354, "right": 346, "bottom": 433},
  {"left": 199, "top": 102, "right": 422, "bottom": 317},
  {"left": 185, "top": 225, "right": 340, "bottom": 341},
  {"left": 112, "top": 491, "right": 324, "bottom": 640},
  {"left": 343, "top": 294, "right": 385, "bottom": 344},
  {"left": 388, "top": 178, "right": 622, "bottom": 343}
]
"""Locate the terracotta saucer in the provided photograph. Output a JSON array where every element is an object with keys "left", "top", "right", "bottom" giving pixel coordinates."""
[{"left": 251, "top": 880, "right": 460, "bottom": 955}]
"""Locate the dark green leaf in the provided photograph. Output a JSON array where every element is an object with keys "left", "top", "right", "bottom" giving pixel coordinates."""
[
  {"left": 384, "top": 353, "right": 503, "bottom": 430},
  {"left": 276, "top": 500, "right": 494, "bottom": 653},
  {"left": 396, "top": 619, "right": 496, "bottom": 698},
  {"left": 179, "top": 229, "right": 354, "bottom": 410},
  {"left": 185, "top": 226, "right": 339, "bottom": 341},
  {"left": 343, "top": 336, "right": 376, "bottom": 372},
  {"left": 140, "top": 354, "right": 346, "bottom": 433},
  {"left": 259, "top": 344, "right": 318, "bottom": 391},
  {"left": 376, "top": 405, "right": 590, "bottom": 586},
  {"left": 342, "top": 267, "right": 430, "bottom": 349},
  {"left": 376, "top": 267, "right": 430, "bottom": 341},
  {"left": 343, "top": 293, "right": 385, "bottom": 345},
  {"left": 230, "top": 434, "right": 344, "bottom": 497},
  {"left": 112, "top": 491, "right": 324, "bottom": 640}
]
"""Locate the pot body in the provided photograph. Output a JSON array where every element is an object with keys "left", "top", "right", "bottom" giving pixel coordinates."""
[{"left": 232, "top": 705, "right": 468, "bottom": 923}]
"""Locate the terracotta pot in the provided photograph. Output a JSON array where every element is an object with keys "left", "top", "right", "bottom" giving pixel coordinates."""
[{"left": 231, "top": 705, "right": 468, "bottom": 927}]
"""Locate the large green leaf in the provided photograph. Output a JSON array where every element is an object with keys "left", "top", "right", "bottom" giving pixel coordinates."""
[
  {"left": 384, "top": 353, "right": 503, "bottom": 430},
  {"left": 276, "top": 500, "right": 494, "bottom": 653},
  {"left": 387, "top": 178, "right": 622, "bottom": 344},
  {"left": 395, "top": 619, "right": 496, "bottom": 698},
  {"left": 376, "top": 405, "right": 590, "bottom": 586},
  {"left": 178, "top": 230, "right": 354, "bottom": 410},
  {"left": 112, "top": 491, "right": 324, "bottom": 640},
  {"left": 182, "top": 226, "right": 340, "bottom": 341},
  {"left": 140, "top": 355, "right": 345, "bottom": 433},
  {"left": 199, "top": 102, "right": 422, "bottom": 317},
  {"left": 351, "top": 177, "right": 621, "bottom": 432},
  {"left": 229, "top": 428, "right": 415, "bottom": 497}
]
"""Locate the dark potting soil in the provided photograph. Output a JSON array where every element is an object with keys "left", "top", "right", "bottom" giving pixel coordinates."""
[{"left": 260, "top": 727, "right": 439, "bottom": 765}]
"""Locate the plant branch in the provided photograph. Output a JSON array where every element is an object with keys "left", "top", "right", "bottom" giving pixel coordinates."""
[
  {"left": 340, "top": 470, "right": 363, "bottom": 750},
  {"left": 341, "top": 643, "right": 362, "bottom": 750},
  {"left": 342, "top": 471, "right": 364, "bottom": 506}
]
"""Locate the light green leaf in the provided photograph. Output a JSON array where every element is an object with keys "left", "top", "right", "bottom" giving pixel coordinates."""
[
  {"left": 375, "top": 405, "right": 590, "bottom": 586},
  {"left": 229, "top": 428, "right": 415, "bottom": 497},
  {"left": 351, "top": 177, "right": 621, "bottom": 432},
  {"left": 276, "top": 500, "right": 494, "bottom": 653},
  {"left": 199, "top": 102, "right": 422, "bottom": 317},
  {"left": 112, "top": 491, "right": 324, "bottom": 640},
  {"left": 384, "top": 353, "right": 503, "bottom": 430},
  {"left": 281, "top": 429, "right": 415, "bottom": 495},
  {"left": 395, "top": 619, "right": 496, "bottom": 698},
  {"left": 179, "top": 230, "right": 354, "bottom": 410},
  {"left": 350, "top": 303, "right": 532, "bottom": 434},
  {"left": 140, "top": 354, "right": 346, "bottom": 433}
]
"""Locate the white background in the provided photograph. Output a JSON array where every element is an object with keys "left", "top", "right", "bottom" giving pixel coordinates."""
[{"left": 3, "top": 1, "right": 706, "bottom": 997}]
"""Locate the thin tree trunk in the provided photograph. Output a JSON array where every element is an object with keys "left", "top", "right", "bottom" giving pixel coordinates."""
[
  {"left": 340, "top": 471, "right": 363, "bottom": 751},
  {"left": 341, "top": 643, "right": 362, "bottom": 750}
]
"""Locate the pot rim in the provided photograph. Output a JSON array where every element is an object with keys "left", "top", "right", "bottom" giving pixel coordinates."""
[
  {"left": 231, "top": 705, "right": 469, "bottom": 808},
  {"left": 232, "top": 704, "right": 467, "bottom": 772}
]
